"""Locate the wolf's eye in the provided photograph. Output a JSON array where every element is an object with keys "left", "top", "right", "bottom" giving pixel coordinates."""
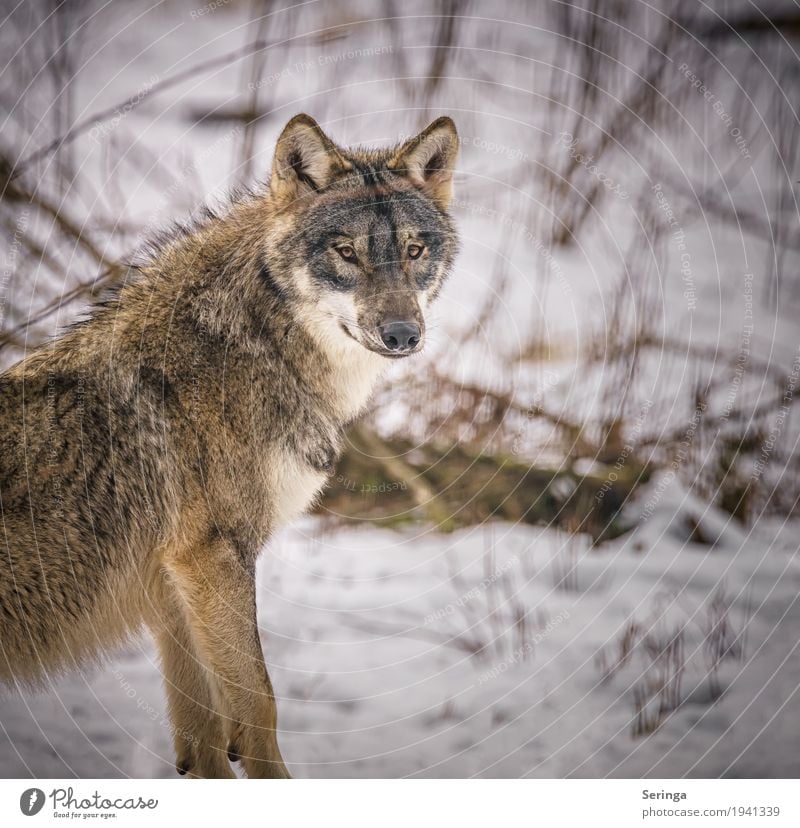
[
  {"left": 336, "top": 245, "right": 357, "bottom": 262},
  {"left": 408, "top": 243, "right": 425, "bottom": 260}
]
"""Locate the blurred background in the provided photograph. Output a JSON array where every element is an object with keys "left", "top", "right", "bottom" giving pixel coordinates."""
[{"left": 0, "top": 0, "right": 799, "bottom": 778}]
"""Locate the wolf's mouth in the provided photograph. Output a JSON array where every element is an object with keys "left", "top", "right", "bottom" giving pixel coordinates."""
[
  {"left": 376, "top": 350, "right": 416, "bottom": 359},
  {"left": 339, "top": 322, "right": 358, "bottom": 342},
  {"left": 339, "top": 323, "right": 419, "bottom": 358}
]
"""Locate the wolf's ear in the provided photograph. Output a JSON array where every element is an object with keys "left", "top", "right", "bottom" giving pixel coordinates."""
[
  {"left": 270, "top": 114, "right": 351, "bottom": 204},
  {"left": 387, "top": 117, "right": 459, "bottom": 210}
]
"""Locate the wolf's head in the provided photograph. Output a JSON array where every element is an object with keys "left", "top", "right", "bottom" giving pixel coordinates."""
[{"left": 263, "top": 114, "right": 459, "bottom": 359}]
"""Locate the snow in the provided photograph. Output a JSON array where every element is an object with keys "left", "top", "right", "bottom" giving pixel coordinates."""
[{"left": 1, "top": 476, "right": 797, "bottom": 778}]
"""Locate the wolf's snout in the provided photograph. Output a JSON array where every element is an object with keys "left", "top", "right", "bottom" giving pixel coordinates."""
[{"left": 378, "top": 320, "right": 421, "bottom": 352}]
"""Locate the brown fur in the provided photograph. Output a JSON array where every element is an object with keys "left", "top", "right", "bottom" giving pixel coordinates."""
[{"left": 0, "top": 114, "right": 459, "bottom": 778}]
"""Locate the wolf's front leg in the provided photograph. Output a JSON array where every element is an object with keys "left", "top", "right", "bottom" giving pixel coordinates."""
[
  {"left": 164, "top": 535, "right": 291, "bottom": 779},
  {"left": 150, "top": 583, "right": 235, "bottom": 778}
]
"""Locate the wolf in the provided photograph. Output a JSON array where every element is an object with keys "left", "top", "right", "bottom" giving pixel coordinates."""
[{"left": 0, "top": 114, "right": 459, "bottom": 778}]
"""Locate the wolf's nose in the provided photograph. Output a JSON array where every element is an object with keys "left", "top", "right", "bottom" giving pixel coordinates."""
[{"left": 379, "top": 320, "right": 421, "bottom": 351}]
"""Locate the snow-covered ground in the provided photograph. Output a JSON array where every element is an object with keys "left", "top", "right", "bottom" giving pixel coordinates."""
[{"left": 1, "top": 475, "right": 797, "bottom": 778}]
